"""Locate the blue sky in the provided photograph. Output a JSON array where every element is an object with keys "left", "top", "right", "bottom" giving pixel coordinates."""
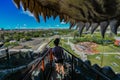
[{"left": 0, "top": 0, "right": 70, "bottom": 29}]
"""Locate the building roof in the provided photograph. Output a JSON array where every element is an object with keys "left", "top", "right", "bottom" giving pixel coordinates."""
[{"left": 115, "top": 37, "right": 120, "bottom": 40}]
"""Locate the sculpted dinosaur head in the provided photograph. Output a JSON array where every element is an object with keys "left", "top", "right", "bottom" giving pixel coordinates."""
[{"left": 13, "top": 0, "right": 120, "bottom": 38}]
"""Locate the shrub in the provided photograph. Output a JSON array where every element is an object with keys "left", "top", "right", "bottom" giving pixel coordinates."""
[
  {"left": 24, "top": 36, "right": 32, "bottom": 41},
  {"left": 4, "top": 42, "right": 19, "bottom": 47}
]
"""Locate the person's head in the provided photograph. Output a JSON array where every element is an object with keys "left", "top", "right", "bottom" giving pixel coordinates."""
[{"left": 54, "top": 38, "right": 60, "bottom": 46}]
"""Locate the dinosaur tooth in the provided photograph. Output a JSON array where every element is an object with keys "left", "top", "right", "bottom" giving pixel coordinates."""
[
  {"left": 48, "top": 9, "right": 52, "bottom": 18},
  {"left": 43, "top": 13, "right": 47, "bottom": 22},
  {"left": 26, "top": 0, "right": 29, "bottom": 8},
  {"left": 49, "top": 10, "right": 53, "bottom": 17},
  {"left": 69, "top": 19, "right": 76, "bottom": 29},
  {"left": 75, "top": 25, "right": 79, "bottom": 30},
  {"left": 13, "top": 0, "right": 21, "bottom": 9},
  {"left": 60, "top": 15, "right": 64, "bottom": 22},
  {"left": 100, "top": 21, "right": 109, "bottom": 38},
  {"left": 70, "top": 23, "right": 74, "bottom": 29},
  {"left": 53, "top": 15, "right": 57, "bottom": 20},
  {"left": 47, "top": 9, "right": 50, "bottom": 18},
  {"left": 35, "top": 2, "right": 40, "bottom": 14},
  {"left": 46, "top": 8, "right": 50, "bottom": 19},
  {"left": 53, "top": 11, "right": 58, "bottom": 20},
  {"left": 109, "top": 19, "right": 119, "bottom": 35},
  {"left": 77, "top": 22, "right": 85, "bottom": 36},
  {"left": 44, "top": 9, "right": 47, "bottom": 22},
  {"left": 38, "top": 5, "right": 42, "bottom": 15},
  {"left": 21, "top": 0, "right": 27, "bottom": 11},
  {"left": 49, "top": 10, "right": 52, "bottom": 17},
  {"left": 41, "top": 7, "right": 47, "bottom": 22},
  {"left": 69, "top": 20, "right": 74, "bottom": 29},
  {"left": 33, "top": 10, "right": 40, "bottom": 22},
  {"left": 42, "top": 11, "right": 46, "bottom": 22},
  {"left": 91, "top": 23, "right": 98, "bottom": 34},
  {"left": 75, "top": 21, "right": 80, "bottom": 30},
  {"left": 63, "top": 15, "right": 67, "bottom": 22},
  {"left": 63, "top": 15, "right": 69, "bottom": 24},
  {"left": 33, "top": 2, "right": 41, "bottom": 22},
  {"left": 28, "top": 0, "right": 35, "bottom": 12},
  {"left": 85, "top": 22, "right": 91, "bottom": 31}
]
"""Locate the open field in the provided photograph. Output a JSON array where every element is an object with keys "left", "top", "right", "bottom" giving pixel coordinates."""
[
  {"left": 88, "top": 54, "right": 120, "bottom": 73},
  {"left": 75, "top": 42, "right": 120, "bottom": 54},
  {"left": 96, "top": 44, "right": 120, "bottom": 53}
]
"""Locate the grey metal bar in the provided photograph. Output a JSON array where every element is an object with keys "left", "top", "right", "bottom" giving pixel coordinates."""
[{"left": 71, "top": 55, "right": 74, "bottom": 80}]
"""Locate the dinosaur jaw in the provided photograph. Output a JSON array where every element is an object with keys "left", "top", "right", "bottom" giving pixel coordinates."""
[{"left": 13, "top": 0, "right": 120, "bottom": 38}]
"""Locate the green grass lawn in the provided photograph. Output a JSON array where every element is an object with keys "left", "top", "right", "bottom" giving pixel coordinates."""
[
  {"left": 96, "top": 44, "right": 120, "bottom": 53},
  {"left": 88, "top": 54, "right": 120, "bottom": 73}
]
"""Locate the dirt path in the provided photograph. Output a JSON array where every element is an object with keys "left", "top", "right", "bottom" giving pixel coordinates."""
[{"left": 67, "top": 39, "right": 87, "bottom": 61}]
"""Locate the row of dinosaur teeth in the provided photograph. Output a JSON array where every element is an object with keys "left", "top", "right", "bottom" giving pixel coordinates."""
[
  {"left": 13, "top": 0, "right": 119, "bottom": 38},
  {"left": 13, "top": 0, "right": 81, "bottom": 27},
  {"left": 14, "top": 0, "right": 51, "bottom": 22},
  {"left": 76, "top": 20, "right": 119, "bottom": 38},
  {"left": 13, "top": 0, "right": 76, "bottom": 24}
]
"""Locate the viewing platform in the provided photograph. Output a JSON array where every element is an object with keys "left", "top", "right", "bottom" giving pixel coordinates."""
[{"left": 0, "top": 46, "right": 120, "bottom": 80}]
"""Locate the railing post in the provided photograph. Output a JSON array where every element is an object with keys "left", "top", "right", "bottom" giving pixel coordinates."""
[
  {"left": 46, "top": 49, "right": 54, "bottom": 80},
  {"left": 72, "top": 55, "right": 74, "bottom": 80},
  {"left": 41, "top": 59, "right": 45, "bottom": 80},
  {"left": 49, "top": 48, "right": 54, "bottom": 69},
  {"left": 41, "top": 59, "right": 45, "bottom": 71},
  {"left": 6, "top": 48, "right": 10, "bottom": 68},
  {"left": 49, "top": 48, "right": 54, "bottom": 63}
]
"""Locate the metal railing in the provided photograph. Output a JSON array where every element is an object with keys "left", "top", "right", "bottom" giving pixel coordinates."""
[
  {"left": 22, "top": 39, "right": 53, "bottom": 80},
  {"left": 22, "top": 48, "right": 52, "bottom": 80},
  {"left": 62, "top": 47, "right": 111, "bottom": 80},
  {"left": 22, "top": 46, "right": 112, "bottom": 80},
  {"left": 0, "top": 39, "right": 53, "bottom": 80}
]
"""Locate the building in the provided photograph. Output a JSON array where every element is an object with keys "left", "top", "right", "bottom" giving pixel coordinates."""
[
  {"left": 114, "top": 37, "right": 120, "bottom": 46},
  {"left": 0, "top": 28, "right": 4, "bottom": 31}
]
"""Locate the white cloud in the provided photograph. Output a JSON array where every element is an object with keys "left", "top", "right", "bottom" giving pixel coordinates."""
[
  {"left": 21, "top": 27, "right": 27, "bottom": 29},
  {"left": 61, "top": 21, "right": 66, "bottom": 24},
  {"left": 21, "top": 6, "right": 34, "bottom": 17},
  {"left": 17, "top": 24, "right": 19, "bottom": 26},
  {"left": 15, "top": 26, "right": 18, "bottom": 29},
  {"left": 56, "top": 25, "right": 60, "bottom": 27},
  {"left": 21, "top": 10, "right": 34, "bottom": 17},
  {"left": 23, "top": 24, "right": 27, "bottom": 26}
]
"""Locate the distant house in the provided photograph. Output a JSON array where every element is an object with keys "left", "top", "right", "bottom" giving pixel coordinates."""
[
  {"left": 0, "top": 28, "right": 4, "bottom": 31},
  {"left": 54, "top": 32, "right": 59, "bottom": 35},
  {"left": 114, "top": 37, "right": 120, "bottom": 46},
  {"left": 9, "top": 40, "right": 17, "bottom": 43}
]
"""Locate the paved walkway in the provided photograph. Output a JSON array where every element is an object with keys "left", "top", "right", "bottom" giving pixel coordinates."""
[
  {"left": 37, "top": 43, "right": 48, "bottom": 52},
  {"left": 36, "top": 38, "right": 52, "bottom": 52}
]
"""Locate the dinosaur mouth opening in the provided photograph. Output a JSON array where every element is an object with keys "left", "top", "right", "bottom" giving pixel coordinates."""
[{"left": 13, "top": 0, "right": 120, "bottom": 38}]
